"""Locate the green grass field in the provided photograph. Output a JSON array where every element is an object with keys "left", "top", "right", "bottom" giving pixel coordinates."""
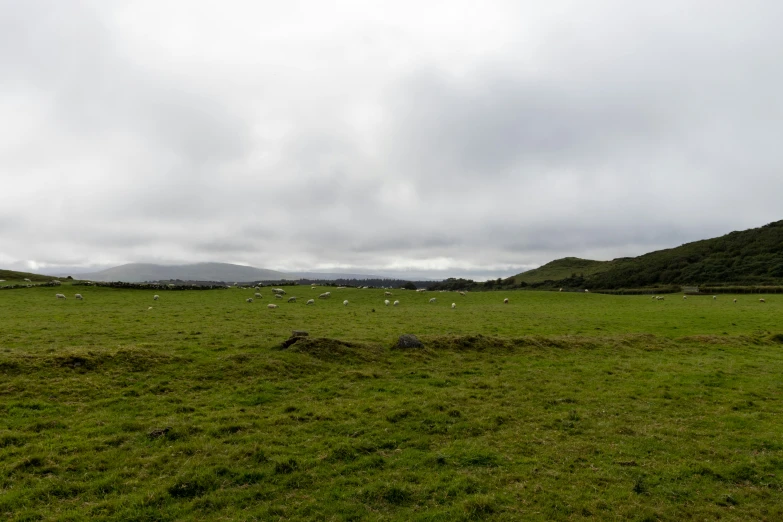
[{"left": 1, "top": 284, "right": 782, "bottom": 520}]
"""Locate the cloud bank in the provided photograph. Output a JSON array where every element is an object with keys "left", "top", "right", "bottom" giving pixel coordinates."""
[{"left": 2, "top": 0, "right": 782, "bottom": 279}]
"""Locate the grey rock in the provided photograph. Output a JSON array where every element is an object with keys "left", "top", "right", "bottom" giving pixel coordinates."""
[{"left": 396, "top": 334, "right": 423, "bottom": 349}]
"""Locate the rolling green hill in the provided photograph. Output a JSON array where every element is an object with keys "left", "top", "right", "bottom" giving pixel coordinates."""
[
  {"left": 0, "top": 269, "right": 56, "bottom": 283},
  {"left": 511, "top": 257, "right": 610, "bottom": 284},
  {"left": 512, "top": 220, "right": 783, "bottom": 289}
]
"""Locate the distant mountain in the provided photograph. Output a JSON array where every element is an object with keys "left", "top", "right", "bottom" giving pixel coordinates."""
[
  {"left": 510, "top": 220, "right": 783, "bottom": 289},
  {"left": 292, "top": 271, "right": 385, "bottom": 280},
  {"left": 79, "top": 263, "right": 292, "bottom": 283}
]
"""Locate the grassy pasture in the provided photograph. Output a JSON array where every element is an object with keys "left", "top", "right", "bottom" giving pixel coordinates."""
[{"left": 1, "top": 285, "right": 782, "bottom": 520}]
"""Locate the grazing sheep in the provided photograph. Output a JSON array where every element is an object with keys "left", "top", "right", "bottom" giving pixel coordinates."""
[
  {"left": 275, "top": 294, "right": 282, "bottom": 299},
  {"left": 319, "top": 292, "right": 331, "bottom": 299},
  {"left": 713, "top": 296, "right": 717, "bottom": 300},
  {"left": 459, "top": 291, "right": 466, "bottom": 296},
  {"left": 683, "top": 295, "right": 687, "bottom": 300},
  {"left": 503, "top": 298, "right": 509, "bottom": 304},
  {"left": 153, "top": 295, "right": 159, "bottom": 300},
  {"left": 268, "top": 304, "right": 278, "bottom": 309},
  {"left": 148, "top": 306, "right": 153, "bottom": 310},
  {"left": 306, "top": 299, "right": 315, "bottom": 305},
  {"left": 343, "top": 300, "right": 349, "bottom": 306},
  {"left": 559, "top": 288, "right": 563, "bottom": 292},
  {"left": 759, "top": 298, "right": 766, "bottom": 303},
  {"left": 75, "top": 294, "right": 83, "bottom": 300},
  {"left": 656, "top": 296, "right": 665, "bottom": 301},
  {"left": 246, "top": 298, "right": 253, "bottom": 303},
  {"left": 272, "top": 288, "right": 286, "bottom": 295},
  {"left": 393, "top": 300, "right": 399, "bottom": 306},
  {"left": 311, "top": 287, "right": 316, "bottom": 290},
  {"left": 385, "top": 291, "right": 392, "bottom": 296},
  {"left": 652, "top": 295, "right": 657, "bottom": 300},
  {"left": 429, "top": 298, "right": 436, "bottom": 303},
  {"left": 451, "top": 303, "right": 456, "bottom": 309},
  {"left": 288, "top": 297, "right": 297, "bottom": 303},
  {"left": 55, "top": 293, "right": 66, "bottom": 299},
  {"left": 24, "top": 278, "right": 31, "bottom": 282},
  {"left": 733, "top": 299, "right": 737, "bottom": 303},
  {"left": 384, "top": 299, "right": 390, "bottom": 306},
  {"left": 255, "top": 292, "right": 262, "bottom": 298},
  {"left": 585, "top": 289, "right": 589, "bottom": 293}
]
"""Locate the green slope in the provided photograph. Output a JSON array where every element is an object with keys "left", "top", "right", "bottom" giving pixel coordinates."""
[
  {"left": 0, "top": 269, "right": 56, "bottom": 283},
  {"left": 512, "top": 257, "right": 610, "bottom": 284},
  {"left": 512, "top": 220, "right": 783, "bottom": 289}
]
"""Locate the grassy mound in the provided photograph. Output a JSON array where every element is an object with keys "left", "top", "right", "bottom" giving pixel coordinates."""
[
  {"left": 0, "top": 346, "right": 181, "bottom": 374},
  {"left": 284, "top": 337, "right": 384, "bottom": 362}
]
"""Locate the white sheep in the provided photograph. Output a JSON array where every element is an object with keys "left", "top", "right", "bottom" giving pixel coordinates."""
[
  {"left": 246, "top": 298, "right": 253, "bottom": 303},
  {"left": 288, "top": 297, "right": 297, "bottom": 302},
  {"left": 255, "top": 293, "right": 262, "bottom": 298},
  {"left": 306, "top": 299, "right": 315, "bottom": 305},
  {"left": 733, "top": 299, "right": 737, "bottom": 303},
  {"left": 75, "top": 294, "right": 83, "bottom": 300},
  {"left": 451, "top": 303, "right": 456, "bottom": 309},
  {"left": 24, "top": 278, "right": 31, "bottom": 282},
  {"left": 585, "top": 289, "right": 589, "bottom": 293},
  {"left": 429, "top": 298, "right": 436, "bottom": 303},
  {"left": 319, "top": 292, "right": 331, "bottom": 299},
  {"left": 759, "top": 298, "right": 766, "bottom": 303},
  {"left": 384, "top": 299, "right": 390, "bottom": 306},
  {"left": 275, "top": 294, "right": 282, "bottom": 299},
  {"left": 385, "top": 291, "right": 392, "bottom": 296},
  {"left": 559, "top": 288, "right": 563, "bottom": 292},
  {"left": 503, "top": 298, "right": 509, "bottom": 304},
  {"left": 268, "top": 304, "right": 278, "bottom": 309},
  {"left": 153, "top": 295, "right": 159, "bottom": 300},
  {"left": 459, "top": 291, "right": 466, "bottom": 296},
  {"left": 55, "top": 293, "right": 66, "bottom": 299},
  {"left": 343, "top": 300, "right": 349, "bottom": 306},
  {"left": 272, "top": 288, "right": 286, "bottom": 295},
  {"left": 713, "top": 296, "right": 717, "bottom": 300},
  {"left": 656, "top": 296, "right": 665, "bottom": 301},
  {"left": 393, "top": 300, "right": 399, "bottom": 306},
  {"left": 683, "top": 295, "right": 687, "bottom": 300}
]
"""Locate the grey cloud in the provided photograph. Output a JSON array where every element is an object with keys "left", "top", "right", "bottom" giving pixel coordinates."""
[
  {"left": 385, "top": 67, "right": 671, "bottom": 179},
  {"left": 2, "top": 1, "right": 783, "bottom": 279}
]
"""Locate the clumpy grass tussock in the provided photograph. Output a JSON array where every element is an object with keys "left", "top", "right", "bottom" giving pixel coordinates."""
[{"left": 1, "top": 286, "right": 783, "bottom": 520}]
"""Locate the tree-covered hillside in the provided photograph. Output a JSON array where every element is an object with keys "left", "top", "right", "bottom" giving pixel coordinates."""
[{"left": 513, "top": 220, "right": 783, "bottom": 290}]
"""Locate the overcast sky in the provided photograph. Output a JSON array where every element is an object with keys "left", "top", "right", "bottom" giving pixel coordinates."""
[{"left": 2, "top": 1, "right": 782, "bottom": 280}]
